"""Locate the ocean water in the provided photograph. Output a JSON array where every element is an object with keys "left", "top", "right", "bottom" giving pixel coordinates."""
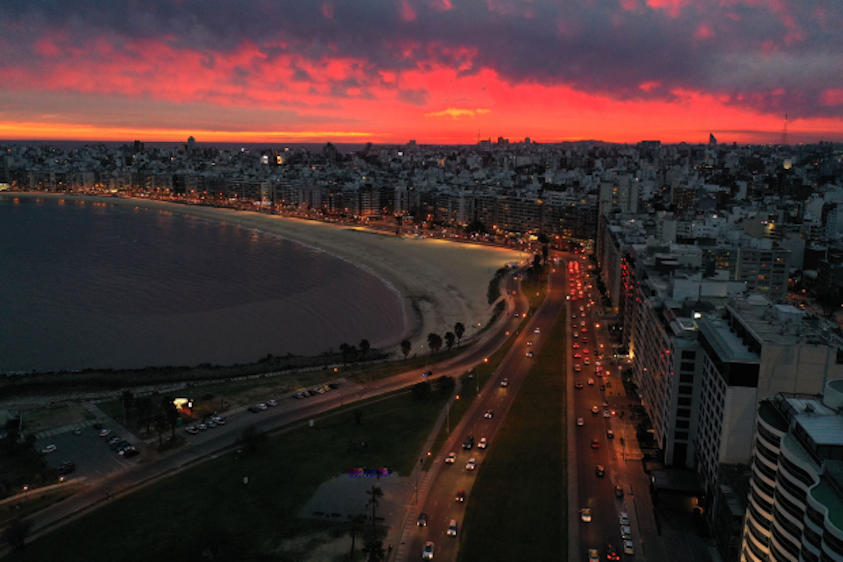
[{"left": 0, "top": 195, "right": 404, "bottom": 372}]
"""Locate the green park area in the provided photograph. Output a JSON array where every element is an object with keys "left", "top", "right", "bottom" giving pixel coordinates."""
[{"left": 457, "top": 296, "right": 568, "bottom": 561}]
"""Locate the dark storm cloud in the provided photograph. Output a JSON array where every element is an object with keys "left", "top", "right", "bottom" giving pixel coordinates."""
[{"left": 1, "top": 0, "right": 841, "bottom": 117}]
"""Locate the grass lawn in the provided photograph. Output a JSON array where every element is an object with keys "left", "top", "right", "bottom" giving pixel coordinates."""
[
  {"left": 457, "top": 304, "right": 567, "bottom": 561},
  {"left": 6, "top": 391, "right": 451, "bottom": 562}
]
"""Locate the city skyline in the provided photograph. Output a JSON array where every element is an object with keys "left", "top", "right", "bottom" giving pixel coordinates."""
[{"left": 0, "top": 1, "right": 842, "bottom": 145}]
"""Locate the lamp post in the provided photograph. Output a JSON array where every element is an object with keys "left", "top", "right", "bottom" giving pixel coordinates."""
[{"left": 23, "top": 485, "right": 28, "bottom": 501}]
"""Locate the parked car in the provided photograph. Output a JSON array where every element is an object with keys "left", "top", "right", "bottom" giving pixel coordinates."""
[
  {"left": 72, "top": 429, "right": 83, "bottom": 436},
  {"left": 623, "top": 540, "right": 634, "bottom": 555},
  {"left": 99, "top": 429, "right": 111, "bottom": 438},
  {"left": 619, "top": 512, "right": 629, "bottom": 525},
  {"left": 621, "top": 525, "right": 632, "bottom": 540},
  {"left": 206, "top": 420, "right": 217, "bottom": 429},
  {"left": 57, "top": 461, "right": 75, "bottom": 476},
  {"left": 185, "top": 426, "right": 199, "bottom": 435},
  {"left": 267, "top": 399, "right": 278, "bottom": 407},
  {"left": 123, "top": 448, "right": 140, "bottom": 458}
]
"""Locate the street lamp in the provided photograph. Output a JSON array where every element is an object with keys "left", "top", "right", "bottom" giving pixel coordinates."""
[{"left": 23, "top": 485, "right": 28, "bottom": 501}]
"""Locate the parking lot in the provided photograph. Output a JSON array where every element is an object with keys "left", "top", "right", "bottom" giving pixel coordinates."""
[{"left": 36, "top": 425, "right": 144, "bottom": 481}]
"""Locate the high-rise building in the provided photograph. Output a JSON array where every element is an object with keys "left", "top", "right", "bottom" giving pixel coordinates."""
[{"left": 741, "top": 381, "right": 843, "bottom": 562}]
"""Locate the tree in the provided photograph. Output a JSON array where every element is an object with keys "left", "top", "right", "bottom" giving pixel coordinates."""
[
  {"left": 366, "top": 485, "right": 384, "bottom": 534},
  {"left": 400, "top": 339, "right": 411, "bottom": 359},
  {"left": 434, "top": 375, "right": 456, "bottom": 396},
  {"left": 348, "top": 514, "right": 366, "bottom": 560},
  {"left": 340, "top": 343, "right": 352, "bottom": 364},
  {"left": 427, "top": 333, "right": 443, "bottom": 355},
  {"left": 359, "top": 339, "right": 371, "bottom": 360},
  {"left": 154, "top": 412, "right": 169, "bottom": 447},
  {"left": 444, "top": 332, "right": 456, "bottom": 351},
  {"left": 162, "top": 397, "right": 180, "bottom": 438},
  {"left": 239, "top": 425, "right": 268, "bottom": 452},
  {"left": 412, "top": 381, "right": 431, "bottom": 400},
  {"left": 362, "top": 537, "right": 386, "bottom": 562},
  {"left": 454, "top": 323, "right": 465, "bottom": 346},
  {"left": 2, "top": 517, "right": 33, "bottom": 550},
  {"left": 122, "top": 390, "right": 134, "bottom": 426},
  {"left": 136, "top": 396, "right": 154, "bottom": 433}
]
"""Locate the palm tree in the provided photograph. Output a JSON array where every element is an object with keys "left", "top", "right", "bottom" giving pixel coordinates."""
[
  {"left": 401, "top": 339, "right": 411, "bottom": 359},
  {"left": 348, "top": 514, "right": 366, "bottom": 560},
  {"left": 427, "top": 333, "right": 442, "bottom": 355},
  {"left": 359, "top": 339, "right": 371, "bottom": 360},
  {"left": 366, "top": 485, "right": 384, "bottom": 534},
  {"left": 444, "top": 332, "right": 456, "bottom": 351},
  {"left": 454, "top": 323, "right": 465, "bottom": 346}
]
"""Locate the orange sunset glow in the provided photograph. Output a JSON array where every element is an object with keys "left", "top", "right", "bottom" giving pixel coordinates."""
[{"left": 1, "top": 1, "right": 841, "bottom": 145}]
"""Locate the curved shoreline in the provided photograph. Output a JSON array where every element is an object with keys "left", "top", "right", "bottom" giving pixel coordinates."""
[{"left": 7, "top": 192, "right": 525, "bottom": 363}]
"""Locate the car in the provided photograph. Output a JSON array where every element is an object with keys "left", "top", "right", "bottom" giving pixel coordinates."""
[
  {"left": 615, "top": 485, "right": 624, "bottom": 497},
  {"left": 574, "top": 365, "right": 581, "bottom": 372},
  {"left": 456, "top": 490, "right": 465, "bottom": 502},
  {"left": 513, "top": 312, "right": 521, "bottom": 317},
  {"left": 99, "top": 429, "right": 112, "bottom": 438},
  {"left": 447, "top": 519, "right": 458, "bottom": 536},
  {"left": 422, "top": 541, "right": 435, "bottom": 560},
  {"left": 526, "top": 341, "right": 533, "bottom": 346},
  {"left": 328, "top": 382, "right": 340, "bottom": 389},
  {"left": 110, "top": 440, "right": 129, "bottom": 451},
  {"left": 582, "top": 327, "right": 588, "bottom": 333},
  {"left": 185, "top": 426, "right": 199, "bottom": 435},
  {"left": 583, "top": 348, "right": 590, "bottom": 354},
  {"left": 596, "top": 465, "right": 605, "bottom": 477},
  {"left": 294, "top": 391, "right": 305, "bottom": 399},
  {"left": 123, "top": 448, "right": 140, "bottom": 458},
  {"left": 463, "top": 436, "right": 474, "bottom": 449},
  {"left": 478, "top": 437, "right": 488, "bottom": 449},
  {"left": 581, "top": 508, "right": 592, "bottom": 522},
  {"left": 257, "top": 403, "right": 268, "bottom": 410},
  {"left": 592, "top": 405, "right": 599, "bottom": 414},
  {"left": 72, "top": 428, "right": 83, "bottom": 436},
  {"left": 607, "top": 429, "right": 615, "bottom": 438},
  {"left": 575, "top": 382, "right": 583, "bottom": 389},
  {"left": 198, "top": 423, "right": 208, "bottom": 431},
  {"left": 422, "top": 370, "right": 433, "bottom": 378},
  {"left": 118, "top": 445, "right": 137, "bottom": 456},
  {"left": 588, "top": 378, "right": 594, "bottom": 385},
  {"left": 599, "top": 384, "right": 605, "bottom": 391},
  {"left": 591, "top": 439, "right": 600, "bottom": 449},
  {"left": 500, "top": 378, "right": 509, "bottom": 387},
  {"left": 445, "top": 452, "right": 456, "bottom": 464},
  {"left": 602, "top": 400, "right": 609, "bottom": 407},
  {"left": 606, "top": 544, "right": 621, "bottom": 561},
  {"left": 603, "top": 410, "right": 611, "bottom": 418},
  {"left": 466, "top": 458, "right": 476, "bottom": 470},
  {"left": 534, "top": 327, "right": 541, "bottom": 333},
  {"left": 574, "top": 353, "right": 582, "bottom": 358},
  {"left": 267, "top": 399, "right": 278, "bottom": 407},
  {"left": 573, "top": 332, "right": 579, "bottom": 338},
  {"left": 484, "top": 410, "right": 494, "bottom": 419},
  {"left": 572, "top": 314, "right": 577, "bottom": 319},
  {"left": 623, "top": 539, "right": 634, "bottom": 555},
  {"left": 107, "top": 436, "right": 122, "bottom": 445},
  {"left": 577, "top": 417, "right": 584, "bottom": 426},
  {"left": 417, "top": 512, "right": 428, "bottom": 527},
  {"left": 588, "top": 548, "right": 600, "bottom": 562},
  {"left": 213, "top": 416, "right": 227, "bottom": 425},
  {"left": 581, "top": 337, "right": 588, "bottom": 343},
  {"left": 584, "top": 358, "right": 591, "bottom": 365},
  {"left": 621, "top": 525, "right": 632, "bottom": 540},
  {"left": 207, "top": 420, "right": 218, "bottom": 428},
  {"left": 525, "top": 351, "right": 534, "bottom": 358},
  {"left": 572, "top": 343, "right": 580, "bottom": 348},
  {"left": 248, "top": 405, "right": 262, "bottom": 413},
  {"left": 619, "top": 512, "right": 629, "bottom": 525}
]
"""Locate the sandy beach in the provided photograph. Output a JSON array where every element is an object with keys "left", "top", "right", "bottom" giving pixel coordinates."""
[{"left": 12, "top": 193, "right": 527, "bottom": 357}]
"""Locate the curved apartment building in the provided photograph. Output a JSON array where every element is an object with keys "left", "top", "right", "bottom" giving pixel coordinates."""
[{"left": 742, "top": 380, "right": 843, "bottom": 562}]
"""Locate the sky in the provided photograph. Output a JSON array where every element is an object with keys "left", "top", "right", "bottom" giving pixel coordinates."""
[{"left": 0, "top": 0, "right": 841, "bottom": 145}]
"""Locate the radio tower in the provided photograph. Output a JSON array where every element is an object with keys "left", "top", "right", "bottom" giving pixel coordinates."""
[{"left": 780, "top": 114, "right": 788, "bottom": 146}]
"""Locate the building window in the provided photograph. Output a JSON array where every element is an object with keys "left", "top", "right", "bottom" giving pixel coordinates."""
[
  {"left": 678, "top": 397, "right": 692, "bottom": 406},
  {"left": 680, "top": 374, "right": 694, "bottom": 383},
  {"left": 679, "top": 385, "right": 693, "bottom": 395},
  {"left": 682, "top": 350, "right": 696, "bottom": 360},
  {"left": 677, "top": 420, "right": 690, "bottom": 429},
  {"left": 677, "top": 408, "right": 691, "bottom": 418},
  {"left": 675, "top": 431, "right": 688, "bottom": 440}
]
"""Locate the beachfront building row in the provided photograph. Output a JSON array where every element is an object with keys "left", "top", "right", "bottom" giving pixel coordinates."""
[{"left": 742, "top": 382, "right": 843, "bottom": 562}]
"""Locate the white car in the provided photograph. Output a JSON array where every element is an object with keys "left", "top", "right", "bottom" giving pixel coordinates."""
[
  {"left": 581, "top": 508, "right": 592, "bottom": 522},
  {"left": 534, "top": 327, "right": 541, "bottom": 333},
  {"left": 478, "top": 438, "right": 488, "bottom": 449},
  {"left": 266, "top": 399, "right": 277, "bottom": 407},
  {"left": 619, "top": 512, "right": 629, "bottom": 525},
  {"left": 603, "top": 410, "right": 611, "bottom": 418},
  {"left": 422, "top": 541, "right": 435, "bottom": 560},
  {"left": 445, "top": 452, "right": 456, "bottom": 464},
  {"left": 500, "top": 378, "right": 509, "bottom": 388},
  {"left": 99, "top": 429, "right": 111, "bottom": 438},
  {"left": 623, "top": 540, "right": 634, "bottom": 555},
  {"left": 466, "top": 458, "right": 476, "bottom": 470},
  {"left": 41, "top": 444, "right": 57, "bottom": 454},
  {"left": 621, "top": 524, "right": 632, "bottom": 540}
]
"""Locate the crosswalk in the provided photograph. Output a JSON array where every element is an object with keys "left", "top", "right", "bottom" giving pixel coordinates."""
[{"left": 34, "top": 418, "right": 99, "bottom": 440}]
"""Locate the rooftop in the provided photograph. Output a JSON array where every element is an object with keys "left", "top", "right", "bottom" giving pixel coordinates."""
[
  {"left": 697, "top": 317, "right": 759, "bottom": 364},
  {"left": 811, "top": 472, "right": 843, "bottom": 532}
]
